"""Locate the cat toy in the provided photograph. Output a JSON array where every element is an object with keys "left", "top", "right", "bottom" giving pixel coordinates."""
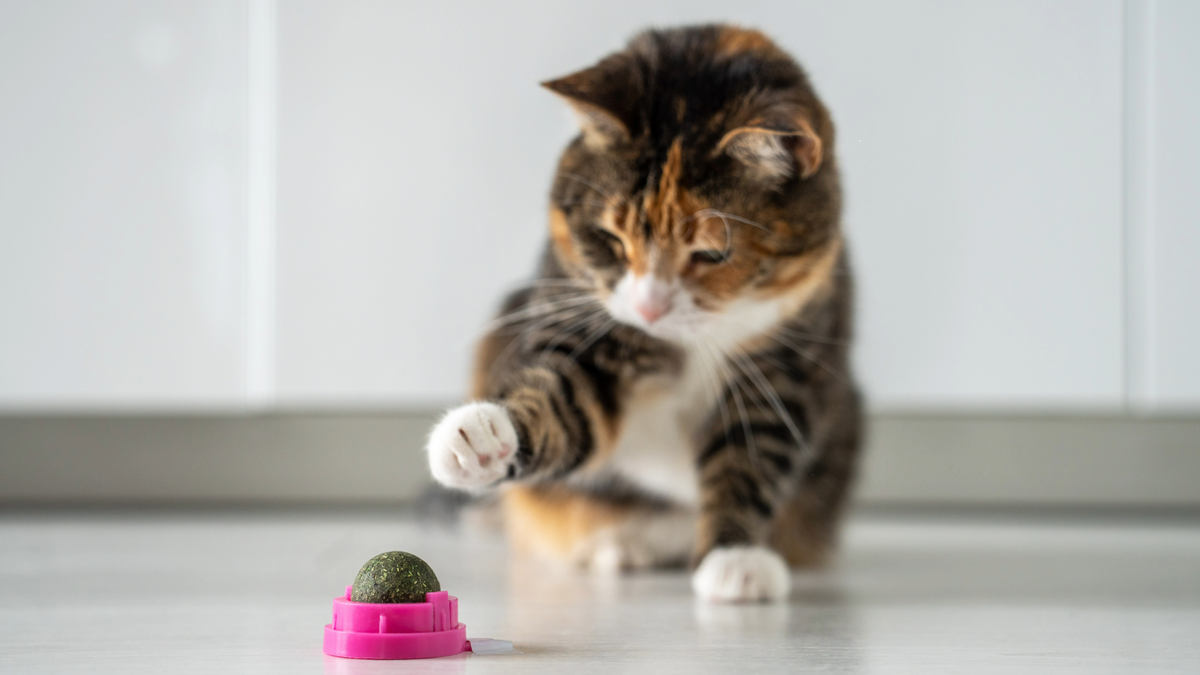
[{"left": 322, "top": 551, "right": 512, "bottom": 660}]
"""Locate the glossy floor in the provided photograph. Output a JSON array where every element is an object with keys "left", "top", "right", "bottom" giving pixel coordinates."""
[{"left": 1, "top": 508, "right": 1198, "bottom": 674}]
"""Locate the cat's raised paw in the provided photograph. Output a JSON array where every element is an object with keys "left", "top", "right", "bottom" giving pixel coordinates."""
[
  {"left": 692, "top": 546, "right": 791, "bottom": 603},
  {"left": 426, "top": 402, "right": 518, "bottom": 490}
]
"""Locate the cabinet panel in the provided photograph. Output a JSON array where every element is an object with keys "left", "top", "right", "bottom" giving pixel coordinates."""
[
  {"left": 0, "top": 1, "right": 249, "bottom": 410},
  {"left": 276, "top": 0, "right": 1124, "bottom": 409},
  {"left": 1148, "top": 0, "right": 1200, "bottom": 410}
]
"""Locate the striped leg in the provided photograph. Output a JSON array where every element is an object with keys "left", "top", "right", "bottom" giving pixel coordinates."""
[
  {"left": 427, "top": 352, "right": 615, "bottom": 490},
  {"left": 691, "top": 374, "right": 812, "bottom": 602},
  {"left": 692, "top": 440, "right": 797, "bottom": 602}
]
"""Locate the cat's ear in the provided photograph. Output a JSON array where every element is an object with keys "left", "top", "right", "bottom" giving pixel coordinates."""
[
  {"left": 717, "top": 117, "right": 823, "bottom": 182},
  {"left": 542, "top": 56, "right": 641, "bottom": 149}
]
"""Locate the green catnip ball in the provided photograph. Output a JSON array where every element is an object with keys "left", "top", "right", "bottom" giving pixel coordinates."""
[{"left": 351, "top": 551, "right": 441, "bottom": 604}]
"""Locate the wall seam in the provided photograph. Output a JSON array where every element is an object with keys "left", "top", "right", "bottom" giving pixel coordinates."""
[
  {"left": 1124, "top": 0, "right": 1155, "bottom": 413},
  {"left": 246, "top": 0, "right": 277, "bottom": 408}
]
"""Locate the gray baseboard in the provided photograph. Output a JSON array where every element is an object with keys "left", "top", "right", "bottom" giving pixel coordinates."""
[
  {"left": 0, "top": 412, "right": 436, "bottom": 505},
  {"left": 858, "top": 414, "right": 1200, "bottom": 507},
  {"left": 1, "top": 412, "right": 1197, "bottom": 508}
]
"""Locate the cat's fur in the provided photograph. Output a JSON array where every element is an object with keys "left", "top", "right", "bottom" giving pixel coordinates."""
[{"left": 426, "top": 24, "right": 861, "bottom": 602}]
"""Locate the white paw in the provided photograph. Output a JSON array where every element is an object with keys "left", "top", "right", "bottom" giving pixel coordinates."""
[
  {"left": 692, "top": 546, "right": 791, "bottom": 603},
  {"left": 426, "top": 402, "right": 518, "bottom": 490}
]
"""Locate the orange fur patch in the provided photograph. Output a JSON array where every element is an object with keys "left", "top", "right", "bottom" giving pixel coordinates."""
[
  {"left": 504, "top": 485, "right": 631, "bottom": 560},
  {"left": 792, "top": 117, "right": 824, "bottom": 179},
  {"left": 647, "top": 139, "right": 685, "bottom": 239},
  {"left": 761, "top": 236, "right": 843, "bottom": 314},
  {"left": 549, "top": 207, "right": 580, "bottom": 268},
  {"left": 606, "top": 204, "right": 641, "bottom": 273}
]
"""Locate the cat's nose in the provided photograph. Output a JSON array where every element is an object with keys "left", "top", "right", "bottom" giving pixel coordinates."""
[
  {"left": 631, "top": 275, "right": 673, "bottom": 324},
  {"left": 634, "top": 299, "right": 671, "bottom": 324}
]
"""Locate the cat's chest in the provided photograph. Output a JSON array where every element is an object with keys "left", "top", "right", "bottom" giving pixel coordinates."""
[{"left": 603, "top": 350, "right": 725, "bottom": 506}]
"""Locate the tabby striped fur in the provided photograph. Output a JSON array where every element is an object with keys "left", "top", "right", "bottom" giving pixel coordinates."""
[{"left": 427, "top": 24, "right": 861, "bottom": 602}]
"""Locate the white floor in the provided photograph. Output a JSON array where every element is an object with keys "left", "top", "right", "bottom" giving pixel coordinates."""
[{"left": 1, "top": 509, "right": 1198, "bottom": 674}]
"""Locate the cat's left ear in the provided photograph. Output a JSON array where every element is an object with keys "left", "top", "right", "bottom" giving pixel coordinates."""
[
  {"left": 542, "top": 55, "right": 641, "bottom": 150},
  {"left": 717, "top": 117, "right": 823, "bottom": 182}
]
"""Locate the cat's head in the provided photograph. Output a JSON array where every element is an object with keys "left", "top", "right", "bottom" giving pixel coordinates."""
[{"left": 544, "top": 25, "right": 842, "bottom": 347}]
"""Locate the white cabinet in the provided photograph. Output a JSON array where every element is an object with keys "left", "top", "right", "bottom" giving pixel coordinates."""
[
  {"left": 0, "top": 1, "right": 249, "bottom": 410},
  {"left": 1128, "top": 0, "right": 1200, "bottom": 412}
]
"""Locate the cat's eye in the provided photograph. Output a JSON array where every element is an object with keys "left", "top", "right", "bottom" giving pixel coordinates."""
[
  {"left": 593, "top": 227, "right": 625, "bottom": 259},
  {"left": 691, "top": 249, "right": 731, "bottom": 265}
]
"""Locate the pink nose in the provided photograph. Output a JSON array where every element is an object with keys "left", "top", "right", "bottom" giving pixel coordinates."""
[{"left": 634, "top": 298, "right": 672, "bottom": 324}]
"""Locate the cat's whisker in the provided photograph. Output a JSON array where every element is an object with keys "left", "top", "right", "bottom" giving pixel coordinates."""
[
  {"left": 485, "top": 294, "right": 596, "bottom": 332},
  {"left": 692, "top": 339, "right": 733, "bottom": 448},
  {"left": 538, "top": 309, "right": 608, "bottom": 360},
  {"left": 516, "top": 278, "right": 593, "bottom": 287},
  {"left": 499, "top": 299, "right": 602, "bottom": 335},
  {"left": 678, "top": 208, "right": 715, "bottom": 227},
  {"left": 499, "top": 287, "right": 590, "bottom": 304},
  {"left": 703, "top": 340, "right": 741, "bottom": 400},
  {"left": 707, "top": 209, "right": 771, "bottom": 232},
  {"left": 567, "top": 317, "right": 617, "bottom": 360},
  {"left": 494, "top": 304, "right": 599, "bottom": 340},
  {"left": 753, "top": 349, "right": 803, "bottom": 384},
  {"left": 499, "top": 278, "right": 593, "bottom": 296},
  {"left": 694, "top": 229, "right": 731, "bottom": 257},
  {"left": 681, "top": 207, "right": 770, "bottom": 234},
  {"left": 735, "top": 362, "right": 773, "bottom": 417},
  {"left": 489, "top": 306, "right": 593, "bottom": 336},
  {"left": 703, "top": 341, "right": 747, "bottom": 427},
  {"left": 701, "top": 341, "right": 770, "bottom": 476},
  {"left": 774, "top": 324, "right": 848, "bottom": 346},
  {"left": 726, "top": 374, "right": 763, "bottom": 479},
  {"left": 553, "top": 198, "right": 613, "bottom": 210},
  {"left": 487, "top": 304, "right": 600, "bottom": 378},
  {"left": 732, "top": 348, "right": 811, "bottom": 460},
  {"left": 682, "top": 209, "right": 734, "bottom": 255},
  {"left": 766, "top": 331, "right": 849, "bottom": 384}
]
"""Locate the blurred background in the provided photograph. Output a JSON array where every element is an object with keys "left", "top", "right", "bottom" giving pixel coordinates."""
[{"left": 1, "top": 0, "right": 1197, "bottom": 510}]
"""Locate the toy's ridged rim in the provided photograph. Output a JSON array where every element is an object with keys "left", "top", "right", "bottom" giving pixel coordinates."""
[{"left": 322, "top": 622, "right": 468, "bottom": 660}]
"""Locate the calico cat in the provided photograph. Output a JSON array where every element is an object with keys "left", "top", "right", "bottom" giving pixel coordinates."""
[{"left": 426, "top": 24, "right": 860, "bottom": 603}]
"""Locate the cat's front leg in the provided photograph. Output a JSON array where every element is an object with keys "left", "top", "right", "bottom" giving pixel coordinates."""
[
  {"left": 691, "top": 422, "right": 802, "bottom": 603},
  {"left": 427, "top": 358, "right": 612, "bottom": 490}
]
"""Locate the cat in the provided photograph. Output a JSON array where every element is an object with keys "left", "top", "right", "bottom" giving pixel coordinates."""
[{"left": 426, "top": 24, "right": 860, "bottom": 603}]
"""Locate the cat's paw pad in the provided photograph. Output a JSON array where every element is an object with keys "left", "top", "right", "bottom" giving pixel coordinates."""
[
  {"left": 426, "top": 402, "right": 518, "bottom": 490},
  {"left": 692, "top": 546, "right": 791, "bottom": 603}
]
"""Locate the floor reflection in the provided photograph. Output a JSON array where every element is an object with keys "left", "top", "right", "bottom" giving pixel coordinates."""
[{"left": 323, "top": 653, "right": 468, "bottom": 675}]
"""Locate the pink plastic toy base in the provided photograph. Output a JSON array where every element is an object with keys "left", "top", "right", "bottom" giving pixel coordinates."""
[{"left": 323, "top": 586, "right": 469, "bottom": 660}]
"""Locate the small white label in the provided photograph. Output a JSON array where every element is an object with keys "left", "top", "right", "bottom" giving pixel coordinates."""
[{"left": 470, "top": 639, "right": 514, "bottom": 655}]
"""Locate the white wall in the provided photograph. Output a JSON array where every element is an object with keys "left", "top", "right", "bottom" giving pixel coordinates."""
[
  {"left": 1, "top": 0, "right": 1196, "bottom": 414},
  {"left": 825, "top": 2, "right": 1125, "bottom": 411}
]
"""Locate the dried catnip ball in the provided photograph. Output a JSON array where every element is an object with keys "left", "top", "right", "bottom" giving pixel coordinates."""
[{"left": 351, "top": 551, "right": 441, "bottom": 604}]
